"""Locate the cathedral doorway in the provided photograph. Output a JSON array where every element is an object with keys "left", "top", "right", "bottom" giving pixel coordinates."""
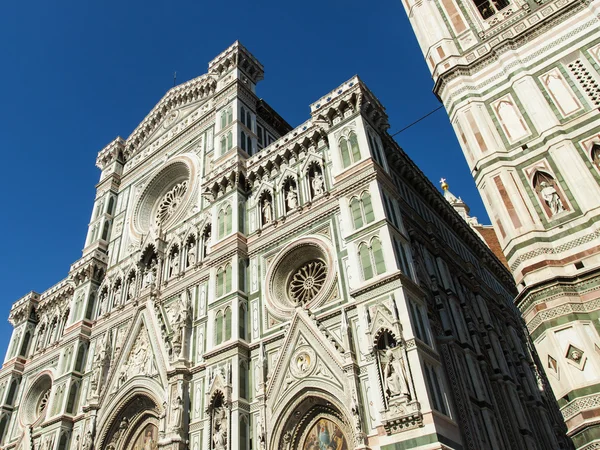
[
  {"left": 101, "top": 395, "right": 160, "bottom": 450},
  {"left": 275, "top": 393, "right": 353, "bottom": 450}
]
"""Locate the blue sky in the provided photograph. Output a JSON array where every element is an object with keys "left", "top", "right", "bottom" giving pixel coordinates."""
[{"left": 0, "top": 0, "right": 488, "bottom": 354}]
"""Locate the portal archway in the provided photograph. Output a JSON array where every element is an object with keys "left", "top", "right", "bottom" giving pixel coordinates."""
[
  {"left": 99, "top": 394, "right": 160, "bottom": 450},
  {"left": 272, "top": 392, "right": 354, "bottom": 450}
]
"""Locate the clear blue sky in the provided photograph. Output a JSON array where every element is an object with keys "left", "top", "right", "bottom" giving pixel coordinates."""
[{"left": 0, "top": 0, "right": 489, "bottom": 354}]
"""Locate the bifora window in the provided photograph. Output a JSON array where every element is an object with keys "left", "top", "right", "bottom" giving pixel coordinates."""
[{"left": 473, "top": 0, "right": 509, "bottom": 19}]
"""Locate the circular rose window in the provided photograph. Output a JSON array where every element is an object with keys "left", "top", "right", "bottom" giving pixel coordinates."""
[
  {"left": 21, "top": 374, "right": 53, "bottom": 426},
  {"left": 289, "top": 260, "right": 327, "bottom": 304},
  {"left": 265, "top": 236, "right": 336, "bottom": 320},
  {"left": 131, "top": 155, "right": 199, "bottom": 236}
]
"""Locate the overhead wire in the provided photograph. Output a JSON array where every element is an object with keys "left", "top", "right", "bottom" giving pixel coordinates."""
[{"left": 389, "top": 105, "right": 445, "bottom": 137}]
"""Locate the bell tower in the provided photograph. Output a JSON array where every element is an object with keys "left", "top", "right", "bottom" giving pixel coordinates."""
[{"left": 402, "top": 0, "right": 600, "bottom": 446}]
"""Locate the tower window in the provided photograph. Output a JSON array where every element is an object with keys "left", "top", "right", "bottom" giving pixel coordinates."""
[{"left": 473, "top": 0, "right": 509, "bottom": 19}]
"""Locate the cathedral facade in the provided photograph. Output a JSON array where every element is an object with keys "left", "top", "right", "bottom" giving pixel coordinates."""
[
  {"left": 400, "top": 0, "right": 600, "bottom": 446},
  {"left": 0, "top": 42, "right": 572, "bottom": 450}
]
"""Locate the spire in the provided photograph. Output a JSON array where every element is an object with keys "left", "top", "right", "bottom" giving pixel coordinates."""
[{"left": 439, "top": 178, "right": 462, "bottom": 206}]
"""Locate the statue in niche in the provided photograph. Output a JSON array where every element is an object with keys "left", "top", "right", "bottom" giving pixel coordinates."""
[
  {"left": 99, "top": 291, "right": 108, "bottom": 316},
  {"left": 81, "top": 431, "right": 92, "bottom": 450},
  {"left": 128, "top": 278, "right": 136, "bottom": 300},
  {"left": 286, "top": 185, "right": 298, "bottom": 210},
  {"left": 539, "top": 181, "right": 565, "bottom": 216},
  {"left": 187, "top": 241, "right": 196, "bottom": 267},
  {"left": 91, "top": 333, "right": 110, "bottom": 395},
  {"left": 203, "top": 231, "right": 211, "bottom": 258},
  {"left": 212, "top": 407, "right": 227, "bottom": 450},
  {"left": 312, "top": 172, "right": 325, "bottom": 196},
  {"left": 143, "top": 261, "right": 157, "bottom": 288},
  {"left": 262, "top": 198, "right": 273, "bottom": 225},
  {"left": 113, "top": 284, "right": 122, "bottom": 307},
  {"left": 351, "top": 393, "right": 361, "bottom": 433},
  {"left": 159, "top": 401, "right": 168, "bottom": 437},
  {"left": 169, "top": 251, "right": 179, "bottom": 278},
  {"left": 171, "top": 396, "right": 183, "bottom": 430},
  {"left": 256, "top": 416, "right": 266, "bottom": 450},
  {"left": 73, "top": 434, "right": 81, "bottom": 450},
  {"left": 383, "top": 349, "right": 411, "bottom": 400}
]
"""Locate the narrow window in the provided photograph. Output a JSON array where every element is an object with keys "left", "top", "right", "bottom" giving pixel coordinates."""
[
  {"left": 215, "top": 311, "right": 223, "bottom": 345},
  {"left": 224, "top": 307, "right": 232, "bottom": 341},
  {"left": 225, "top": 205, "right": 233, "bottom": 235},
  {"left": 359, "top": 243, "right": 374, "bottom": 280},
  {"left": 362, "top": 192, "right": 375, "bottom": 223},
  {"left": 372, "top": 238, "right": 386, "bottom": 275},
  {"left": 349, "top": 132, "right": 361, "bottom": 162},
  {"left": 216, "top": 268, "right": 224, "bottom": 297},
  {"left": 350, "top": 197, "right": 363, "bottom": 229},
  {"left": 340, "top": 138, "right": 351, "bottom": 168}
]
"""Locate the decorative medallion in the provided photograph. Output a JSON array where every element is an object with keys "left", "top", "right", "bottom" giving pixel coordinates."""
[
  {"left": 289, "top": 261, "right": 327, "bottom": 305},
  {"left": 290, "top": 347, "right": 316, "bottom": 378},
  {"left": 163, "top": 110, "right": 180, "bottom": 129},
  {"left": 155, "top": 181, "right": 188, "bottom": 226}
]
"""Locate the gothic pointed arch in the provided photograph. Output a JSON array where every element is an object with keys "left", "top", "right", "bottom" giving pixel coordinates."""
[
  {"left": 270, "top": 389, "right": 356, "bottom": 450},
  {"left": 100, "top": 309, "right": 168, "bottom": 404},
  {"left": 95, "top": 390, "right": 163, "bottom": 450}
]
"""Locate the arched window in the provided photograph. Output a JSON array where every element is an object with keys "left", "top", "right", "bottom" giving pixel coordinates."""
[
  {"left": 532, "top": 171, "right": 568, "bottom": 218},
  {"left": 216, "top": 268, "right": 224, "bottom": 298},
  {"left": 6, "top": 380, "right": 18, "bottom": 406},
  {"left": 339, "top": 132, "right": 361, "bottom": 168},
  {"left": 241, "top": 106, "right": 246, "bottom": 126},
  {"left": 74, "top": 343, "right": 87, "bottom": 373},
  {"left": 225, "top": 205, "right": 233, "bottom": 235},
  {"left": 239, "top": 416, "right": 249, "bottom": 450},
  {"left": 227, "top": 131, "right": 233, "bottom": 151},
  {"left": 239, "top": 362, "right": 248, "bottom": 400},
  {"left": 0, "top": 415, "right": 9, "bottom": 444},
  {"left": 218, "top": 205, "right": 232, "bottom": 239},
  {"left": 101, "top": 221, "right": 111, "bottom": 241},
  {"left": 220, "top": 110, "right": 227, "bottom": 129},
  {"left": 241, "top": 131, "right": 247, "bottom": 152},
  {"left": 349, "top": 132, "right": 361, "bottom": 161},
  {"left": 238, "top": 259, "right": 247, "bottom": 293},
  {"left": 19, "top": 331, "right": 32, "bottom": 358},
  {"left": 368, "top": 131, "right": 386, "bottom": 167},
  {"left": 66, "top": 382, "right": 79, "bottom": 414},
  {"left": 220, "top": 136, "right": 226, "bottom": 155},
  {"left": 473, "top": 0, "right": 509, "bottom": 19},
  {"left": 359, "top": 237, "right": 386, "bottom": 281},
  {"left": 239, "top": 303, "right": 246, "bottom": 340},
  {"left": 106, "top": 196, "right": 115, "bottom": 215},
  {"left": 372, "top": 238, "right": 386, "bottom": 275},
  {"left": 224, "top": 264, "right": 232, "bottom": 294},
  {"left": 224, "top": 307, "right": 232, "bottom": 341},
  {"left": 340, "top": 138, "right": 351, "bottom": 168},
  {"left": 58, "top": 433, "right": 69, "bottom": 450},
  {"left": 215, "top": 311, "right": 224, "bottom": 345},
  {"left": 85, "top": 293, "right": 96, "bottom": 320},
  {"left": 350, "top": 191, "right": 375, "bottom": 229},
  {"left": 227, "top": 108, "right": 233, "bottom": 125}
]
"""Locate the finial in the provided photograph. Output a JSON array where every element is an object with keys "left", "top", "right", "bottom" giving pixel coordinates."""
[{"left": 440, "top": 178, "right": 449, "bottom": 191}]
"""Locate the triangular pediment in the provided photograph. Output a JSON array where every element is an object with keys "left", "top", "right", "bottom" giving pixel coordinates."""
[
  {"left": 267, "top": 309, "right": 346, "bottom": 413},
  {"left": 103, "top": 309, "right": 168, "bottom": 401}
]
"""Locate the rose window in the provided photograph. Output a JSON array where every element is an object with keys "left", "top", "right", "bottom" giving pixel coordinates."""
[
  {"left": 289, "top": 260, "right": 327, "bottom": 304},
  {"left": 155, "top": 181, "right": 188, "bottom": 226},
  {"left": 37, "top": 389, "right": 50, "bottom": 415}
]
